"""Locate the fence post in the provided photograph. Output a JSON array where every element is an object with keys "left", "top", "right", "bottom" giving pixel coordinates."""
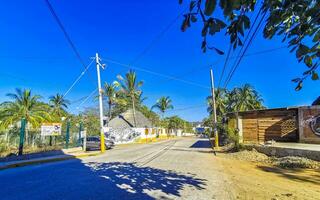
[
  {"left": 65, "top": 120, "right": 70, "bottom": 149},
  {"left": 78, "top": 122, "right": 82, "bottom": 147},
  {"left": 18, "top": 118, "right": 26, "bottom": 156}
]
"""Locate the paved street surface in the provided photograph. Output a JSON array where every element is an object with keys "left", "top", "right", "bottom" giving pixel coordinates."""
[{"left": 0, "top": 137, "right": 234, "bottom": 200}]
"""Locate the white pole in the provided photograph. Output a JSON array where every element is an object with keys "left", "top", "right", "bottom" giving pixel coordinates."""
[
  {"left": 95, "top": 53, "right": 106, "bottom": 152},
  {"left": 210, "top": 69, "right": 219, "bottom": 148}
]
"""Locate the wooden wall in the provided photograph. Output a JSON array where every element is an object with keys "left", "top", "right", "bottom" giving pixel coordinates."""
[{"left": 230, "top": 109, "right": 298, "bottom": 143}]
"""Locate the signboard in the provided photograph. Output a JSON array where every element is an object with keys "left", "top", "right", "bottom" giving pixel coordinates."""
[
  {"left": 41, "top": 123, "right": 62, "bottom": 136},
  {"left": 80, "top": 130, "right": 87, "bottom": 138}
]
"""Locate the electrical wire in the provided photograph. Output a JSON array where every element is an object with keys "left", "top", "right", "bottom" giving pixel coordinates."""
[
  {"left": 76, "top": 88, "right": 98, "bottom": 109},
  {"left": 130, "top": 7, "right": 187, "bottom": 65},
  {"left": 223, "top": 8, "right": 267, "bottom": 88},
  {"left": 102, "top": 57, "right": 210, "bottom": 89},
  {"left": 62, "top": 59, "right": 94, "bottom": 98},
  {"left": 217, "top": 44, "right": 232, "bottom": 88},
  {"left": 44, "top": 0, "right": 96, "bottom": 85}
]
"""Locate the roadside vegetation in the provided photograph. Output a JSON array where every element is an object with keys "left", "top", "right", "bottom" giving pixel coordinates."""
[
  {"left": 0, "top": 70, "right": 193, "bottom": 157},
  {"left": 203, "top": 84, "right": 264, "bottom": 148}
]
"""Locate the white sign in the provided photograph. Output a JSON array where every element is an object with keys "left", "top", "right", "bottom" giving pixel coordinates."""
[
  {"left": 41, "top": 123, "right": 62, "bottom": 136},
  {"left": 80, "top": 130, "right": 86, "bottom": 138}
]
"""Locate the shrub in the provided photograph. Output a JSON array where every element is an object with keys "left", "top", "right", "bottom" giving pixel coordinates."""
[{"left": 226, "top": 127, "right": 244, "bottom": 151}]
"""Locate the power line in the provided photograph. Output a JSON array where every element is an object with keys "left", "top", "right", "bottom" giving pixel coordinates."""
[
  {"left": 62, "top": 59, "right": 94, "bottom": 98},
  {"left": 219, "top": 7, "right": 263, "bottom": 88},
  {"left": 217, "top": 44, "right": 232, "bottom": 88},
  {"left": 76, "top": 88, "right": 98, "bottom": 109},
  {"left": 44, "top": 0, "right": 96, "bottom": 86},
  {"left": 102, "top": 57, "right": 210, "bottom": 89},
  {"left": 130, "top": 7, "right": 187, "bottom": 65},
  {"left": 44, "top": 0, "right": 86, "bottom": 68},
  {"left": 166, "top": 104, "right": 207, "bottom": 112},
  {"left": 223, "top": 8, "right": 267, "bottom": 88}
]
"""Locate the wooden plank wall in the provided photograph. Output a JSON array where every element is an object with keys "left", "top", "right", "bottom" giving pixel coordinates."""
[
  {"left": 241, "top": 109, "right": 298, "bottom": 143},
  {"left": 242, "top": 113, "right": 258, "bottom": 143}
]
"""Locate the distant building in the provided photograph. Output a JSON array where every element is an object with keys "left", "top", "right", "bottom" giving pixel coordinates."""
[
  {"left": 191, "top": 122, "right": 210, "bottom": 134},
  {"left": 108, "top": 109, "right": 152, "bottom": 129},
  {"left": 106, "top": 109, "right": 155, "bottom": 144}
]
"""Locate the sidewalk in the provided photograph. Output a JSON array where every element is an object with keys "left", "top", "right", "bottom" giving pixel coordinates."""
[{"left": 0, "top": 149, "right": 101, "bottom": 170}]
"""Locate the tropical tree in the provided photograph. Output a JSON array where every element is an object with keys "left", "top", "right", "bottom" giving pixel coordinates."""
[
  {"left": 102, "top": 81, "right": 119, "bottom": 124},
  {"left": 152, "top": 96, "right": 174, "bottom": 118},
  {"left": 207, "top": 88, "right": 228, "bottom": 117},
  {"left": 0, "top": 88, "right": 50, "bottom": 143},
  {"left": 206, "top": 84, "right": 264, "bottom": 119},
  {"left": 229, "top": 84, "right": 265, "bottom": 112},
  {"left": 179, "top": 0, "right": 320, "bottom": 89},
  {"left": 117, "top": 70, "right": 143, "bottom": 127},
  {"left": 49, "top": 93, "right": 70, "bottom": 119}
]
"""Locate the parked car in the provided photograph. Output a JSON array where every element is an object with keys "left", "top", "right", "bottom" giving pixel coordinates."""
[{"left": 85, "top": 136, "right": 114, "bottom": 151}]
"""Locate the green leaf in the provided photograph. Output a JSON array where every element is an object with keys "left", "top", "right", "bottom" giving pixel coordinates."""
[
  {"left": 189, "top": 1, "right": 196, "bottom": 11},
  {"left": 313, "top": 31, "right": 320, "bottom": 42},
  {"left": 181, "top": 15, "right": 190, "bottom": 32},
  {"left": 202, "top": 22, "right": 209, "bottom": 36},
  {"left": 242, "top": 15, "right": 250, "bottom": 29},
  {"left": 304, "top": 55, "right": 313, "bottom": 67},
  {"left": 291, "top": 78, "right": 301, "bottom": 83},
  {"left": 296, "top": 44, "right": 310, "bottom": 58},
  {"left": 204, "top": 0, "right": 216, "bottom": 16},
  {"left": 215, "top": 18, "right": 227, "bottom": 29},
  {"left": 295, "top": 81, "right": 303, "bottom": 91},
  {"left": 213, "top": 47, "right": 224, "bottom": 55},
  {"left": 312, "top": 71, "right": 319, "bottom": 80}
]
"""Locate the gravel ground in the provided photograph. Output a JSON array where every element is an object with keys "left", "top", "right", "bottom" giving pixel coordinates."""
[{"left": 223, "top": 148, "right": 320, "bottom": 169}]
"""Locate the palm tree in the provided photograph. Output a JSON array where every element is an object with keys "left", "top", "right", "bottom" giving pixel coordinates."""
[
  {"left": 0, "top": 88, "right": 50, "bottom": 143},
  {"left": 49, "top": 93, "right": 70, "bottom": 118},
  {"left": 207, "top": 88, "right": 227, "bottom": 117},
  {"left": 152, "top": 96, "right": 174, "bottom": 118},
  {"left": 229, "top": 84, "right": 264, "bottom": 112},
  {"left": 117, "top": 70, "right": 143, "bottom": 127},
  {"left": 102, "top": 81, "right": 119, "bottom": 124}
]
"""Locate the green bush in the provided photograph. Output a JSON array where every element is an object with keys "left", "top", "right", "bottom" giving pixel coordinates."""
[
  {"left": 0, "top": 138, "right": 9, "bottom": 153},
  {"left": 226, "top": 127, "right": 244, "bottom": 151}
]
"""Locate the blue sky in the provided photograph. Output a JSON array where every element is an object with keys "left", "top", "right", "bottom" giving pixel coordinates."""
[{"left": 0, "top": 0, "right": 319, "bottom": 122}]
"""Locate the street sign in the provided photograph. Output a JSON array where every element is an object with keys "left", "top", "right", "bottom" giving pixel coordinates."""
[{"left": 41, "top": 123, "right": 62, "bottom": 136}]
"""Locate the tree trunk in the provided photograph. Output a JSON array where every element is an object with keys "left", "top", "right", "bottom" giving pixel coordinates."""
[{"left": 132, "top": 96, "right": 137, "bottom": 127}]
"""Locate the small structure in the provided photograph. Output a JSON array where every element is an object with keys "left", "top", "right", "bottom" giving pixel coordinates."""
[
  {"left": 227, "top": 106, "right": 320, "bottom": 144},
  {"left": 107, "top": 109, "right": 155, "bottom": 143}
]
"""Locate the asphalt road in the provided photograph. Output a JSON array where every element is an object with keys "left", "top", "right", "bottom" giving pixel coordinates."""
[{"left": 0, "top": 137, "right": 234, "bottom": 200}]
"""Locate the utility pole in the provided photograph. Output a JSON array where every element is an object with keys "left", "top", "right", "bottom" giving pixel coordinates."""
[
  {"left": 95, "top": 53, "right": 106, "bottom": 153},
  {"left": 210, "top": 69, "right": 219, "bottom": 148}
]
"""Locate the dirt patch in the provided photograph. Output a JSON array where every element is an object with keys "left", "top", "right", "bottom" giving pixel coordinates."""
[
  {"left": 221, "top": 148, "right": 320, "bottom": 169},
  {"left": 215, "top": 156, "right": 320, "bottom": 200}
]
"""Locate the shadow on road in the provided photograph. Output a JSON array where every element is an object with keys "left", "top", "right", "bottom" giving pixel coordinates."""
[
  {"left": 0, "top": 160, "right": 207, "bottom": 200},
  {"left": 189, "top": 140, "right": 211, "bottom": 148},
  {"left": 86, "top": 162, "right": 206, "bottom": 199}
]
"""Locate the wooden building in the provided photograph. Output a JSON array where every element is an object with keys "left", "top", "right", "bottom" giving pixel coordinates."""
[{"left": 227, "top": 106, "right": 320, "bottom": 144}]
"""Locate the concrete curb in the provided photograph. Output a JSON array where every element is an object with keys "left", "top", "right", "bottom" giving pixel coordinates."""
[{"left": 0, "top": 152, "right": 101, "bottom": 170}]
